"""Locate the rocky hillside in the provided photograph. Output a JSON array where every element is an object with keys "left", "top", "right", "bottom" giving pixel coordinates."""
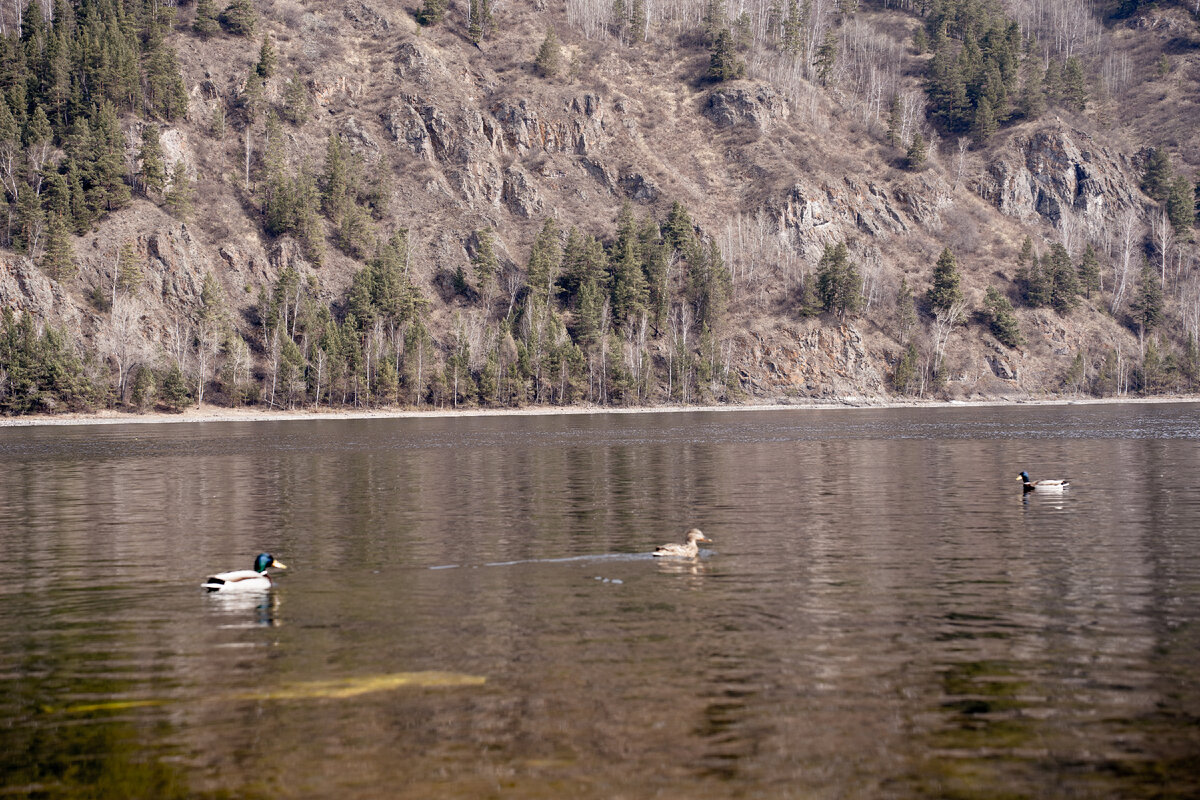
[{"left": 0, "top": 0, "right": 1198, "bottom": 414}]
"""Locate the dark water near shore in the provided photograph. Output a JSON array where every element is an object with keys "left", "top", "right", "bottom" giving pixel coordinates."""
[{"left": 2, "top": 402, "right": 1200, "bottom": 799}]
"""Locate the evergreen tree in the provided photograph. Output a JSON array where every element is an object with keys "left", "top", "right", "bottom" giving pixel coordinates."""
[
  {"left": 116, "top": 241, "right": 143, "bottom": 296},
  {"left": 1076, "top": 243, "right": 1100, "bottom": 299},
  {"left": 144, "top": 43, "right": 189, "bottom": 121},
  {"left": 256, "top": 35, "right": 277, "bottom": 80},
  {"left": 416, "top": 0, "right": 448, "bottom": 25},
  {"left": 138, "top": 125, "right": 166, "bottom": 198},
  {"left": 609, "top": 217, "right": 647, "bottom": 324},
  {"left": 165, "top": 160, "right": 194, "bottom": 220},
  {"left": 472, "top": 227, "right": 499, "bottom": 297},
  {"left": 927, "top": 247, "right": 963, "bottom": 313},
  {"left": 535, "top": 28, "right": 561, "bottom": 78},
  {"left": 982, "top": 286, "right": 1022, "bottom": 348},
  {"left": 1141, "top": 147, "right": 1173, "bottom": 202},
  {"left": 1166, "top": 175, "right": 1195, "bottom": 237},
  {"left": 814, "top": 29, "right": 838, "bottom": 85},
  {"left": 1062, "top": 56, "right": 1086, "bottom": 112},
  {"left": 886, "top": 95, "right": 901, "bottom": 147},
  {"left": 708, "top": 28, "right": 744, "bottom": 81},
  {"left": 893, "top": 341, "right": 920, "bottom": 394},
  {"left": 1046, "top": 243, "right": 1080, "bottom": 314},
  {"left": 219, "top": 0, "right": 257, "bottom": 36},
  {"left": 527, "top": 217, "right": 562, "bottom": 302},
  {"left": 1018, "top": 54, "right": 1045, "bottom": 119},
  {"left": 905, "top": 132, "right": 927, "bottom": 170},
  {"left": 815, "top": 241, "right": 861, "bottom": 317},
  {"left": 896, "top": 276, "right": 917, "bottom": 343},
  {"left": 161, "top": 362, "right": 191, "bottom": 410},
  {"left": 972, "top": 94, "right": 997, "bottom": 143},
  {"left": 41, "top": 213, "right": 76, "bottom": 281},
  {"left": 281, "top": 73, "right": 312, "bottom": 125},
  {"left": 468, "top": 0, "right": 493, "bottom": 44},
  {"left": 193, "top": 0, "right": 220, "bottom": 38},
  {"left": 1022, "top": 252, "right": 1052, "bottom": 308},
  {"left": 1131, "top": 257, "right": 1163, "bottom": 336}
]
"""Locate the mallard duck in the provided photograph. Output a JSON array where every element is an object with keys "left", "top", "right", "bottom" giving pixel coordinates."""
[
  {"left": 653, "top": 528, "right": 712, "bottom": 558},
  {"left": 202, "top": 553, "right": 287, "bottom": 592},
  {"left": 1018, "top": 471, "right": 1069, "bottom": 492}
]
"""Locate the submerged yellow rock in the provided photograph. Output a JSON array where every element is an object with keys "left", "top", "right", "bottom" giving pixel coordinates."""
[
  {"left": 61, "top": 671, "right": 486, "bottom": 713},
  {"left": 233, "top": 671, "right": 487, "bottom": 701}
]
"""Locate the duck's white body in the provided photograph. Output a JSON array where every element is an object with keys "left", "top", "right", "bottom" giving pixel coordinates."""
[
  {"left": 653, "top": 528, "right": 711, "bottom": 558},
  {"left": 203, "top": 554, "right": 286, "bottom": 592},
  {"left": 1018, "top": 472, "right": 1069, "bottom": 492},
  {"left": 202, "top": 569, "right": 273, "bottom": 592}
]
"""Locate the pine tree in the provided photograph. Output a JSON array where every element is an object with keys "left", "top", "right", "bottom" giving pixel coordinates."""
[
  {"left": 815, "top": 29, "right": 838, "bottom": 85},
  {"left": 983, "top": 286, "right": 1022, "bottom": 348},
  {"left": 468, "top": 0, "right": 492, "bottom": 44},
  {"left": 117, "top": 240, "right": 143, "bottom": 296},
  {"left": 281, "top": 73, "right": 311, "bottom": 125},
  {"left": 972, "top": 94, "right": 997, "bottom": 143},
  {"left": 1166, "top": 175, "right": 1195, "bottom": 237},
  {"left": 1023, "top": 252, "right": 1052, "bottom": 308},
  {"left": 1131, "top": 257, "right": 1163, "bottom": 336},
  {"left": 886, "top": 95, "right": 901, "bottom": 147},
  {"left": 1047, "top": 243, "right": 1080, "bottom": 314},
  {"left": 1062, "top": 56, "right": 1086, "bottom": 112},
  {"left": 219, "top": 0, "right": 257, "bottom": 36},
  {"left": 905, "top": 132, "right": 927, "bottom": 170},
  {"left": 472, "top": 227, "right": 499, "bottom": 297},
  {"left": 896, "top": 276, "right": 917, "bottom": 343},
  {"left": 416, "top": 0, "right": 448, "bottom": 26},
  {"left": 193, "top": 0, "right": 220, "bottom": 38},
  {"left": 41, "top": 213, "right": 76, "bottom": 281},
  {"left": 535, "top": 28, "right": 561, "bottom": 78},
  {"left": 708, "top": 28, "right": 744, "bottom": 81},
  {"left": 1141, "top": 148, "right": 1173, "bottom": 202},
  {"left": 256, "top": 35, "right": 277, "bottom": 80},
  {"left": 927, "top": 247, "right": 962, "bottom": 313},
  {"left": 815, "top": 241, "right": 861, "bottom": 317},
  {"left": 138, "top": 125, "right": 166, "bottom": 197},
  {"left": 1077, "top": 243, "right": 1100, "bottom": 298},
  {"left": 165, "top": 160, "right": 194, "bottom": 221}
]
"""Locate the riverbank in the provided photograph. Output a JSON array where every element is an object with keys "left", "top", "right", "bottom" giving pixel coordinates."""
[{"left": 2, "top": 395, "right": 1197, "bottom": 428}]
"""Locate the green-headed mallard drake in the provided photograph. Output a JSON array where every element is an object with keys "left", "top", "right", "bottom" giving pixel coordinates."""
[
  {"left": 653, "top": 528, "right": 711, "bottom": 558},
  {"left": 1018, "top": 471, "right": 1069, "bottom": 492},
  {"left": 202, "top": 553, "right": 287, "bottom": 592}
]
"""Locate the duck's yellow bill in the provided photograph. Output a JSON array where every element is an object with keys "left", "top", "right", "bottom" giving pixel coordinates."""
[{"left": 272, "top": 560, "right": 288, "bottom": 569}]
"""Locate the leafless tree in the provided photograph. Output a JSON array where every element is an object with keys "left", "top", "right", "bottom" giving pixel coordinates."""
[
  {"left": 932, "top": 298, "right": 967, "bottom": 381},
  {"left": 1112, "top": 208, "right": 1141, "bottom": 314},
  {"left": 1152, "top": 208, "right": 1173, "bottom": 290},
  {"left": 102, "top": 295, "right": 149, "bottom": 404}
]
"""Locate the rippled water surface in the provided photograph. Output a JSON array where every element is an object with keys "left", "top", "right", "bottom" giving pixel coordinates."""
[{"left": 2, "top": 402, "right": 1200, "bottom": 799}]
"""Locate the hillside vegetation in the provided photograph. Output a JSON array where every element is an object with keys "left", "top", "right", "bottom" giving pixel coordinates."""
[{"left": 0, "top": 0, "right": 1198, "bottom": 415}]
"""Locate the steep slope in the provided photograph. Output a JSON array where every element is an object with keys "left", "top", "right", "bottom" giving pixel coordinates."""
[{"left": 0, "top": 0, "right": 1197, "bottom": 413}]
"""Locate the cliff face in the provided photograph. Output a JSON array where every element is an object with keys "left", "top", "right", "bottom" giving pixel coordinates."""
[
  {"left": 0, "top": 1, "right": 1190, "bottom": 412},
  {"left": 975, "top": 125, "right": 1145, "bottom": 231}
]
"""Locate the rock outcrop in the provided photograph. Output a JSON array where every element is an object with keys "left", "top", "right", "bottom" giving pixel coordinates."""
[{"left": 974, "top": 124, "right": 1145, "bottom": 229}]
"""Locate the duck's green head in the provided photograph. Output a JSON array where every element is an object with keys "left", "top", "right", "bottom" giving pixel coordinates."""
[
  {"left": 1018, "top": 471, "right": 1031, "bottom": 483},
  {"left": 254, "top": 553, "right": 287, "bottom": 573}
]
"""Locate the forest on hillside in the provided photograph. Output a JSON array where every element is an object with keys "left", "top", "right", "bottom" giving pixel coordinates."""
[{"left": 1, "top": 0, "right": 1198, "bottom": 415}]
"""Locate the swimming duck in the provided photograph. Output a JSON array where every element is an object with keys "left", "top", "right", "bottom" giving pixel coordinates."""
[
  {"left": 653, "top": 528, "right": 712, "bottom": 558},
  {"left": 1018, "top": 471, "right": 1069, "bottom": 492},
  {"left": 202, "top": 553, "right": 287, "bottom": 592}
]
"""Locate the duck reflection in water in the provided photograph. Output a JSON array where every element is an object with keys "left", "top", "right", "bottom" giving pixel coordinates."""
[
  {"left": 209, "top": 589, "right": 281, "bottom": 627},
  {"left": 655, "top": 557, "right": 712, "bottom": 578}
]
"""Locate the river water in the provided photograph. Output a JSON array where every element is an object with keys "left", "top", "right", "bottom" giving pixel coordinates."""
[{"left": 1, "top": 402, "right": 1199, "bottom": 799}]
